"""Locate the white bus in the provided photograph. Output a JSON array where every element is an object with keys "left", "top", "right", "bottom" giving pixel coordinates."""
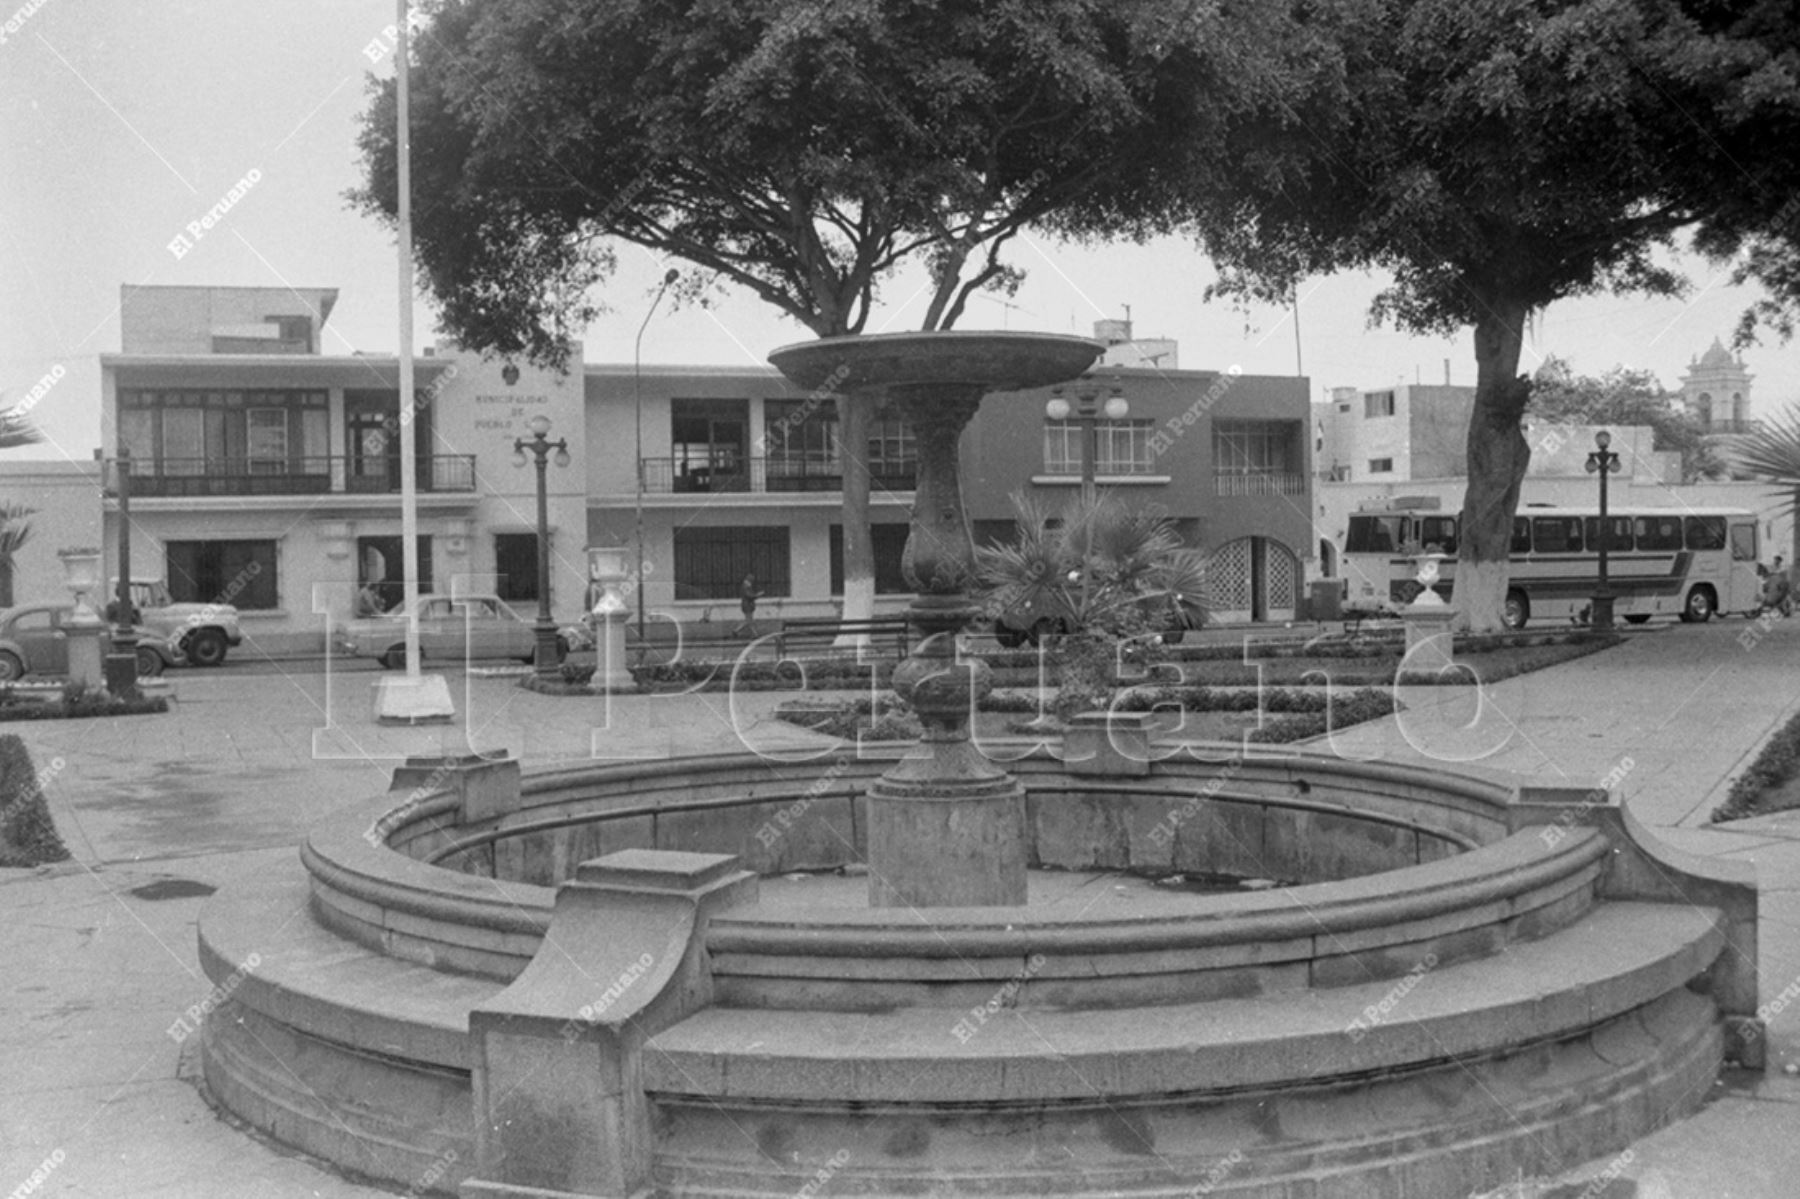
[{"left": 1340, "top": 498, "right": 1763, "bottom": 629}]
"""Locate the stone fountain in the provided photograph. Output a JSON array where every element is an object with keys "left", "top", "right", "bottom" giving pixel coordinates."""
[
  {"left": 193, "top": 330, "right": 1763, "bottom": 1199},
  {"left": 768, "top": 331, "right": 1103, "bottom": 907}
]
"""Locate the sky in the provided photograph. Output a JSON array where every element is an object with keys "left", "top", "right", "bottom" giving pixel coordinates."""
[{"left": 4, "top": 0, "right": 1796, "bottom": 466}]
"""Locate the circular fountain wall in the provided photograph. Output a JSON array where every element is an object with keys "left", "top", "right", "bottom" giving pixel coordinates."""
[{"left": 196, "top": 740, "right": 1757, "bottom": 1197}]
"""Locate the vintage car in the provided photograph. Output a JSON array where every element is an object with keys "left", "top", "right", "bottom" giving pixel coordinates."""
[
  {"left": 112, "top": 577, "right": 244, "bottom": 668},
  {"left": 336, "top": 593, "right": 570, "bottom": 669},
  {"left": 0, "top": 603, "right": 168, "bottom": 681}
]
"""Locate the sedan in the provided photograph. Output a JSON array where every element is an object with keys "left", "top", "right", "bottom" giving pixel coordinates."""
[
  {"left": 0, "top": 603, "right": 168, "bottom": 681},
  {"left": 336, "top": 593, "right": 569, "bottom": 669}
]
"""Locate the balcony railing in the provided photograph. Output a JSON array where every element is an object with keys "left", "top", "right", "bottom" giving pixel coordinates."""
[
  {"left": 1214, "top": 471, "right": 1306, "bottom": 497},
  {"left": 641, "top": 456, "right": 916, "bottom": 495},
  {"left": 120, "top": 455, "right": 478, "bottom": 498},
  {"left": 1705, "top": 420, "right": 1764, "bottom": 435}
]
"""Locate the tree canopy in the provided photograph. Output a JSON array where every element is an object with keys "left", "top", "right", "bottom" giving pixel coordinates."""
[
  {"left": 1528, "top": 357, "right": 1722, "bottom": 482},
  {"left": 352, "top": 0, "right": 1285, "bottom": 360},
  {"left": 1066, "top": 0, "right": 1796, "bottom": 628}
]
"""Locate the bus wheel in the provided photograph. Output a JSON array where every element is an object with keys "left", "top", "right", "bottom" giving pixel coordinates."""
[
  {"left": 1623, "top": 614, "right": 1650, "bottom": 625},
  {"left": 1503, "top": 591, "right": 1529, "bottom": 630},
  {"left": 1681, "top": 586, "right": 1715, "bottom": 624}
]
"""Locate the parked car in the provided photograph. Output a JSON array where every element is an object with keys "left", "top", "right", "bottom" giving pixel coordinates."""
[
  {"left": 112, "top": 577, "right": 244, "bottom": 668},
  {"left": 0, "top": 603, "right": 167, "bottom": 681},
  {"left": 335, "top": 593, "right": 570, "bottom": 669}
]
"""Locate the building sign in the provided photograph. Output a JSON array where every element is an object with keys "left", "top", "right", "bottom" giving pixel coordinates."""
[{"left": 473, "top": 392, "right": 551, "bottom": 433}]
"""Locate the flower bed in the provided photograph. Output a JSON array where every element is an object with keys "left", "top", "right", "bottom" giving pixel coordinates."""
[{"left": 1710, "top": 707, "right": 1800, "bottom": 823}]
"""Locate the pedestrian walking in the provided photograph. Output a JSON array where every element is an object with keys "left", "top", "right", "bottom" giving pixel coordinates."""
[{"left": 735, "top": 573, "right": 763, "bottom": 637}]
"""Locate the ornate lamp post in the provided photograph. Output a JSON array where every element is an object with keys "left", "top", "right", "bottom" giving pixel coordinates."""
[
  {"left": 514, "top": 414, "right": 570, "bottom": 677},
  {"left": 1585, "top": 429, "right": 1621, "bottom": 631},
  {"left": 1047, "top": 376, "right": 1126, "bottom": 612},
  {"left": 1045, "top": 377, "right": 1128, "bottom": 506}
]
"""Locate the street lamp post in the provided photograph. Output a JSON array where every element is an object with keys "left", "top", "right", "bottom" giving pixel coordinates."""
[
  {"left": 1585, "top": 430, "right": 1621, "bottom": 631},
  {"left": 1047, "top": 376, "right": 1127, "bottom": 615},
  {"left": 634, "top": 268, "right": 680, "bottom": 657},
  {"left": 514, "top": 414, "right": 571, "bottom": 677}
]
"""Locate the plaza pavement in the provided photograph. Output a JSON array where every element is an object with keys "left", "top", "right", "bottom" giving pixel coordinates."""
[{"left": 2, "top": 620, "right": 1799, "bottom": 1197}]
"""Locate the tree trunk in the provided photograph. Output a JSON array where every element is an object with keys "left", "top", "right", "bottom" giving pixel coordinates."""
[
  {"left": 836, "top": 399, "right": 876, "bottom": 646},
  {"left": 1453, "top": 300, "right": 1533, "bottom": 632}
]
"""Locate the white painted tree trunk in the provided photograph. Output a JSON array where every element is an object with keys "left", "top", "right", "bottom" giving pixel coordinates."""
[
  {"left": 1451, "top": 300, "right": 1533, "bottom": 634},
  {"left": 836, "top": 399, "right": 875, "bottom": 648}
]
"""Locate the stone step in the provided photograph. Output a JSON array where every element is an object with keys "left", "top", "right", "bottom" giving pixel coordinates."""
[
  {"left": 198, "top": 869, "right": 505, "bottom": 1071},
  {"left": 647, "top": 899, "right": 1726, "bottom": 1104}
]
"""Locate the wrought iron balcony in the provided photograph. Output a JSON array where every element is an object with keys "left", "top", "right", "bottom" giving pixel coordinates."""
[
  {"left": 640, "top": 456, "right": 916, "bottom": 495},
  {"left": 118, "top": 455, "right": 478, "bottom": 498},
  {"left": 1214, "top": 470, "right": 1306, "bottom": 497}
]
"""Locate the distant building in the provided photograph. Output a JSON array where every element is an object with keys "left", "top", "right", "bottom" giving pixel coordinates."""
[
  {"left": 1312, "top": 383, "right": 1475, "bottom": 483},
  {"left": 1680, "top": 337, "right": 1755, "bottom": 434}
]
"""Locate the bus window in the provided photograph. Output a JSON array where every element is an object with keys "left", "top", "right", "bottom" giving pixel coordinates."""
[
  {"left": 1511, "top": 518, "right": 1532, "bottom": 554},
  {"left": 1532, "top": 516, "right": 1583, "bottom": 554},
  {"left": 1684, "top": 516, "right": 1727, "bottom": 551},
  {"left": 1634, "top": 516, "right": 1683, "bottom": 552},
  {"left": 1346, "top": 515, "right": 1404, "bottom": 554},
  {"left": 1730, "top": 522, "right": 1758, "bottom": 562},
  {"left": 1583, "top": 516, "right": 1633, "bottom": 553},
  {"left": 1419, "top": 515, "right": 1458, "bottom": 554}
]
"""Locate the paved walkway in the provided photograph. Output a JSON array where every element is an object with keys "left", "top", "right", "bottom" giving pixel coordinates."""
[{"left": 2, "top": 620, "right": 1798, "bottom": 1197}]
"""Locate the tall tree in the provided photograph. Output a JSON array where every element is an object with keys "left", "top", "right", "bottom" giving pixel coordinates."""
[
  {"left": 352, "top": 0, "right": 1268, "bottom": 628},
  {"left": 1081, "top": 0, "right": 1783, "bottom": 630},
  {"left": 1529, "top": 357, "right": 1722, "bottom": 482}
]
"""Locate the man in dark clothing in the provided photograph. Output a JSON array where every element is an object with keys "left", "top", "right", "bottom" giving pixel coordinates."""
[{"left": 735, "top": 573, "right": 763, "bottom": 637}]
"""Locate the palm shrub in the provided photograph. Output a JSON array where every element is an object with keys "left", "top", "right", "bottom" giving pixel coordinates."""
[
  {"left": 975, "top": 492, "right": 1209, "bottom": 720},
  {"left": 1734, "top": 408, "right": 1800, "bottom": 569}
]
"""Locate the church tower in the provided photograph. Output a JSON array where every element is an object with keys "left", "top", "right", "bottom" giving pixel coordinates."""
[{"left": 1679, "top": 337, "right": 1754, "bottom": 432}]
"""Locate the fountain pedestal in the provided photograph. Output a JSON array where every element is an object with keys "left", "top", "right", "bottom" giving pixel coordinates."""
[{"left": 770, "top": 332, "right": 1102, "bottom": 908}]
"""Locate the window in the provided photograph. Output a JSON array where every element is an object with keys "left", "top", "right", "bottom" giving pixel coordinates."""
[
  {"left": 117, "top": 390, "right": 327, "bottom": 478},
  {"left": 763, "top": 398, "right": 841, "bottom": 489},
  {"left": 673, "top": 526, "right": 789, "bottom": 600},
  {"left": 1346, "top": 516, "right": 1403, "bottom": 554},
  {"left": 1511, "top": 518, "right": 1532, "bottom": 554},
  {"left": 247, "top": 408, "right": 288, "bottom": 473},
  {"left": 1731, "top": 523, "right": 1758, "bottom": 563},
  {"left": 165, "top": 540, "right": 279, "bottom": 609},
  {"left": 1419, "top": 516, "right": 1459, "bottom": 555},
  {"left": 1582, "top": 517, "right": 1633, "bottom": 553},
  {"left": 1531, "top": 517, "right": 1583, "bottom": 555},
  {"left": 494, "top": 533, "right": 539, "bottom": 603},
  {"left": 829, "top": 524, "right": 911, "bottom": 594},
  {"left": 357, "top": 535, "right": 433, "bottom": 611},
  {"left": 1633, "top": 516, "right": 1683, "bottom": 552},
  {"left": 1367, "top": 458, "right": 1394, "bottom": 474},
  {"left": 670, "top": 398, "right": 748, "bottom": 490},
  {"left": 1365, "top": 391, "right": 1396, "bottom": 418},
  {"left": 1684, "top": 515, "right": 1727, "bottom": 551},
  {"left": 1043, "top": 419, "right": 1155, "bottom": 475},
  {"left": 1214, "top": 422, "right": 1296, "bottom": 475},
  {"left": 866, "top": 404, "right": 917, "bottom": 485}
]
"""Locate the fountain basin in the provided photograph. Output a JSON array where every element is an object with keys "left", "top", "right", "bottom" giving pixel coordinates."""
[{"left": 197, "top": 743, "right": 1759, "bottom": 1197}]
